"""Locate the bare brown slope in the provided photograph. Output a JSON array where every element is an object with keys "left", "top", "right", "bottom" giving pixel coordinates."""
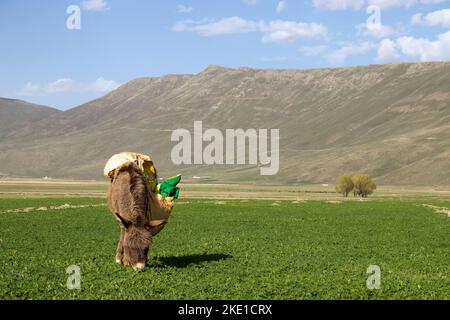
[{"left": 0, "top": 98, "right": 60, "bottom": 139}]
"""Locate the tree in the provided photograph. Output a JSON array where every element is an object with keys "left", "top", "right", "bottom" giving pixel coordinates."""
[
  {"left": 335, "top": 175, "right": 354, "bottom": 197},
  {"left": 352, "top": 173, "right": 376, "bottom": 198}
]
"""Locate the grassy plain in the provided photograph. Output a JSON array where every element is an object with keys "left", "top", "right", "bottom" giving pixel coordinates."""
[{"left": 1, "top": 180, "right": 450, "bottom": 299}]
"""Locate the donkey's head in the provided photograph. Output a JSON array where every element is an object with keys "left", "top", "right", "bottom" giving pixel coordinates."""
[{"left": 115, "top": 213, "right": 152, "bottom": 271}]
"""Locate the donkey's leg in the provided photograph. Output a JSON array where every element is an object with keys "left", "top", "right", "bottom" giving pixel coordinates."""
[{"left": 115, "top": 227, "right": 125, "bottom": 264}]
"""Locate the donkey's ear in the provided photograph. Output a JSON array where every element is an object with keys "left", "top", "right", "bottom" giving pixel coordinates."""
[{"left": 114, "top": 212, "right": 132, "bottom": 228}]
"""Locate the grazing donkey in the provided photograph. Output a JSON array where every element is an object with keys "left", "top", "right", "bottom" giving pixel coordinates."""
[{"left": 107, "top": 161, "right": 152, "bottom": 271}]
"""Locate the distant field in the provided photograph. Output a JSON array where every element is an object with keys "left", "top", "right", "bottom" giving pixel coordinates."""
[
  {"left": 1, "top": 178, "right": 450, "bottom": 201},
  {"left": 1, "top": 184, "right": 450, "bottom": 299}
]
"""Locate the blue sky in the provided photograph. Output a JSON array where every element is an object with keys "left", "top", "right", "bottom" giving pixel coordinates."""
[{"left": 1, "top": 0, "right": 450, "bottom": 110}]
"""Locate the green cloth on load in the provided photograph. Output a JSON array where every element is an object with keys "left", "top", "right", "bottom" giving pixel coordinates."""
[{"left": 157, "top": 174, "right": 181, "bottom": 199}]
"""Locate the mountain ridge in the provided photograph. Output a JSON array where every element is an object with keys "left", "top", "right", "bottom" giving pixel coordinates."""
[{"left": 1, "top": 61, "right": 450, "bottom": 185}]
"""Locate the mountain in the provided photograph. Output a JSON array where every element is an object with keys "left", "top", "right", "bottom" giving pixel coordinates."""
[
  {"left": 1, "top": 62, "right": 450, "bottom": 185},
  {"left": 0, "top": 98, "right": 60, "bottom": 139}
]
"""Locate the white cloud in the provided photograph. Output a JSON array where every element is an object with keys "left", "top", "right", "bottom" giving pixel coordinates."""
[
  {"left": 261, "top": 20, "right": 328, "bottom": 43},
  {"left": 89, "top": 77, "right": 121, "bottom": 94},
  {"left": 412, "top": 13, "right": 424, "bottom": 25},
  {"left": 173, "top": 17, "right": 262, "bottom": 36},
  {"left": 17, "top": 82, "right": 40, "bottom": 97},
  {"left": 357, "top": 22, "right": 394, "bottom": 38},
  {"left": 372, "top": 0, "right": 450, "bottom": 6},
  {"left": 298, "top": 45, "right": 329, "bottom": 56},
  {"left": 326, "top": 42, "right": 375, "bottom": 64},
  {"left": 312, "top": 0, "right": 365, "bottom": 10},
  {"left": 176, "top": 4, "right": 193, "bottom": 13},
  {"left": 411, "top": 9, "right": 450, "bottom": 28},
  {"left": 313, "top": 0, "right": 450, "bottom": 10},
  {"left": 261, "top": 56, "right": 289, "bottom": 61},
  {"left": 396, "top": 31, "right": 450, "bottom": 61},
  {"left": 377, "top": 38, "right": 400, "bottom": 60},
  {"left": 377, "top": 31, "right": 450, "bottom": 62},
  {"left": 81, "top": 0, "right": 109, "bottom": 11},
  {"left": 18, "top": 78, "right": 75, "bottom": 97},
  {"left": 367, "top": 0, "right": 416, "bottom": 9},
  {"left": 17, "top": 77, "right": 120, "bottom": 98},
  {"left": 173, "top": 17, "right": 328, "bottom": 43},
  {"left": 369, "top": 0, "right": 450, "bottom": 9},
  {"left": 276, "top": 1, "right": 287, "bottom": 13}
]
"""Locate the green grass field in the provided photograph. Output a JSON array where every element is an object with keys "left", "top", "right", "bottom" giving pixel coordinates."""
[{"left": 1, "top": 193, "right": 450, "bottom": 299}]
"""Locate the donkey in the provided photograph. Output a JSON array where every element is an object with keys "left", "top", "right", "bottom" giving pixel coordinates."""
[{"left": 107, "top": 161, "right": 152, "bottom": 271}]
